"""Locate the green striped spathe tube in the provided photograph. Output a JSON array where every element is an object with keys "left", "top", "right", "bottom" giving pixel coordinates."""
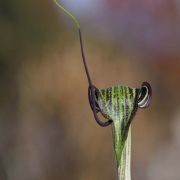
[{"left": 96, "top": 86, "right": 139, "bottom": 180}]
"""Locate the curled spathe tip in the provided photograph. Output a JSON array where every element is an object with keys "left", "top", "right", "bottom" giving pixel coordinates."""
[{"left": 137, "top": 82, "right": 152, "bottom": 108}]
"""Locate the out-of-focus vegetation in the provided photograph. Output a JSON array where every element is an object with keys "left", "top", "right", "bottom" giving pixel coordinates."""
[{"left": 0, "top": 0, "right": 180, "bottom": 180}]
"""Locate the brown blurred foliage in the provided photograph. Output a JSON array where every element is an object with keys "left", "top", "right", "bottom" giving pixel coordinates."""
[{"left": 0, "top": 0, "right": 180, "bottom": 180}]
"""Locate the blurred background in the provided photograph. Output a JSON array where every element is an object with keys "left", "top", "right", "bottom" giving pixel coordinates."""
[{"left": 0, "top": 0, "right": 180, "bottom": 180}]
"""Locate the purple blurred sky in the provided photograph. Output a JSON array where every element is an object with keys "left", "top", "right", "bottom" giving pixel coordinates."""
[
  {"left": 61, "top": 0, "right": 180, "bottom": 58},
  {"left": 64, "top": 0, "right": 104, "bottom": 15}
]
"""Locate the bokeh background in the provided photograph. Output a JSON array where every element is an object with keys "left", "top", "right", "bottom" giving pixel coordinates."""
[{"left": 0, "top": 0, "right": 180, "bottom": 180}]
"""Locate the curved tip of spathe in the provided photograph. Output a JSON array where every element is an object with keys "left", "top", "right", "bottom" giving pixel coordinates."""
[{"left": 137, "top": 82, "right": 152, "bottom": 108}]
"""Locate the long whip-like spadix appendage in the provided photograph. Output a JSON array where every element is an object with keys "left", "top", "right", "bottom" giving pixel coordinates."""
[
  {"left": 53, "top": 0, "right": 112, "bottom": 127},
  {"left": 53, "top": 0, "right": 91, "bottom": 85}
]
